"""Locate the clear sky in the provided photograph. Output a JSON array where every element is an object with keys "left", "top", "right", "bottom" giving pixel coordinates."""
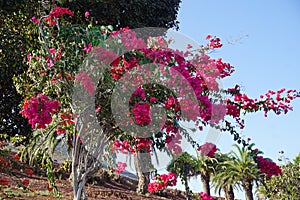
[
  {"left": 177, "top": 0, "right": 300, "bottom": 161},
  {"left": 174, "top": 0, "right": 300, "bottom": 198}
]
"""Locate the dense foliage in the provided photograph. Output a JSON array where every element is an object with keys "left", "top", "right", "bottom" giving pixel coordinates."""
[
  {"left": 0, "top": 0, "right": 181, "bottom": 145},
  {"left": 0, "top": 0, "right": 40, "bottom": 143},
  {"left": 3, "top": 1, "right": 299, "bottom": 199},
  {"left": 258, "top": 154, "right": 300, "bottom": 199}
]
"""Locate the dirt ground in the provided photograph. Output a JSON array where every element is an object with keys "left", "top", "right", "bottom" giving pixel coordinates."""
[{"left": 0, "top": 147, "right": 225, "bottom": 200}]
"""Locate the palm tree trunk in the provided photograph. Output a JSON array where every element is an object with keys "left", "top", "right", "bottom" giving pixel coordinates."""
[
  {"left": 183, "top": 166, "right": 191, "bottom": 200},
  {"left": 134, "top": 151, "right": 151, "bottom": 194},
  {"left": 224, "top": 185, "right": 235, "bottom": 200},
  {"left": 242, "top": 180, "right": 254, "bottom": 200},
  {"left": 200, "top": 173, "right": 211, "bottom": 196}
]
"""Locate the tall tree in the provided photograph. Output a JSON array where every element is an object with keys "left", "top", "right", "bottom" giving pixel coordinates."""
[
  {"left": 0, "top": 0, "right": 40, "bottom": 144},
  {"left": 194, "top": 142, "right": 218, "bottom": 196},
  {"left": 212, "top": 152, "right": 236, "bottom": 200},
  {"left": 167, "top": 152, "right": 199, "bottom": 200},
  {"left": 63, "top": 0, "right": 181, "bottom": 30},
  {"left": 0, "top": 0, "right": 181, "bottom": 144},
  {"left": 222, "top": 144, "right": 261, "bottom": 200},
  {"left": 195, "top": 154, "right": 217, "bottom": 196}
]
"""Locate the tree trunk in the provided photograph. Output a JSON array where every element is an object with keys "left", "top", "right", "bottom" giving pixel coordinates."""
[
  {"left": 242, "top": 179, "right": 254, "bottom": 200},
  {"left": 183, "top": 167, "right": 191, "bottom": 200},
  {"left": 200, "top": 173, "right": 211, "bottom": 196},
  {"left": 134, "top": 151, "right": 152, "bottom": 194},
  {"left": 224, "top": 185, "right": 235, "bottom": 200},
  {"left": 73, "top": 177, "right": 87, "bottom": 200},
  {"left": 72, "top": 145, "right": 87, "bottom": 200}
]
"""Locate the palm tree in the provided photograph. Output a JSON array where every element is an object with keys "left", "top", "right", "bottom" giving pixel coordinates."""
[
  {"left": 195, "top": 152, "right": 218, "bottom": 196},
  {"left": 167, "top": 152, "right": 198, "bottom": 200},
  {"left": 212, "top": 152, "right": 236, "bottom": 200},
  {"left": 221, "top": 144, "right": 261, "bottom": 200}
]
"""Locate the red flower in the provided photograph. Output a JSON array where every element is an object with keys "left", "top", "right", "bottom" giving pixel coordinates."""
[
  {"left": 135, "top": 138, "right": 152, "bottom": 152},
  {"left": 205, "top": 35, "right": 212, "bottom": 40},
  {"left": 13, "top": 153, "right": 20, "bottom": 160},
  {"left": 56, "top": 127, "right": 66, "bottom": 136},
  {"left": 197, "top": 142, "right": 217, "bottom": 158},
  {"left": 44, "top": 6, "right": 74, "bottom": 27},
  {"left": 226, "top": 103, "right": 240, "bottom": 118},
  {"left": 257, "top": 156, "right": 282, "bottom": 177},
  {"left": 61, "top": 113, "right": 75, "bottom": 126},
  {"left": 75, "top": 71, "right": 95, "bottom": 95},
  {"left": 46, "top": 182, "right": 53, "bottom": 192},
  {"left": 83, "top": 43, "right": 93, "bottom": 53},
  {"left": 148, "top": 172, "right": 177, "bottom": 193},
  {"left": 132, "top": 103, "right": 151, "bottom": 126},
  {"left": 22, "top": 178, "right": 30, "bottom": 187},
  {"left": 207, "top": 36, "right": 222, "bottom": 49},
  {"left": 0, "top": 177, "right": 9, "bottom": 186},
  {"left": 20, "top": 94, "right": 59, "bottom": 129},
  {"left": 25, "top": 168, "right": 34, "bottom": 176},
  {"left": 200, "top": 192, "right": 214, "bottom": 200},
  {"left": 114, "top": 162, "right": 127, "bottom": 174}
]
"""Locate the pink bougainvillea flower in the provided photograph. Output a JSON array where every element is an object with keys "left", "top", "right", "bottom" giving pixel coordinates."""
[
  {"left": 148, "top": 172, "right": 177, "bottom": 193},
  {"left": 84, "top": 11, "right": 90, "bottom": 18},
  {"left": 95, "top": 106, "right": 101, "bottom": 113},
  {"left": 31, "top": 16, "right": 40, "bottom": 24},
  {"left": 112, "top": 139, "right": 135, "bottom": 154},
  {"left": 166, "top": 133, "right": 182, "bottom": 155},
  {"left": 47, "top": 59, "right": 54, "bottom": 68},
  {"left": 205, "top": 35, "right": 212, "bottom": 40},
  {"left": 75, "top": 71, "right": 95, "bottom": 95},
  {"left": 135, "top": 138, "right": 152, "bottom": 152},
  {"left": 83, "top": 43, "right": 93, "bottom": 53},
  {"left": 132, "top": 103, "right": 151, "bottom": 126},
  {"left": 20, "top": 94, "right": 59, "bottom": 129},
  {"left": 44, "top": 6, "right": 74, "bottom": 26},
  {"left": 114, "top": 162, "right": 127, "bottom": 174},
  {"left": 27, "top": 54, "right": 32, "bottom": 62},
  {"left": 132, "top": 87, "right": 146, "bottom": 100},
  {"left": 197, "top": 142, "right": 217, "bottom": 158},
  {"left": 200, "top": 192, "right": 214, "bottom": 200},
  {"left": 257, "top": 156, "right": 282, "bottom": 177}
]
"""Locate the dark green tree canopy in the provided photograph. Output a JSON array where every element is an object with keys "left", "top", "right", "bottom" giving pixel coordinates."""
[
  {"left": 63, "top": 0, "right": 181, "bottom": 30},
  {"left": 0, "top": 0, "right": 40, "bottom": 143},
  {"left": 0, "top": 0, "right": 182, "bottom": 144}
]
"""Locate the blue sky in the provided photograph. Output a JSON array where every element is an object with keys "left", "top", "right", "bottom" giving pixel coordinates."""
[
  {"left": 173, "top": 0, "right": 300, "bottom": 198},
  {"left": 177, "top": 0, "right": 300, "bottom": 162}
]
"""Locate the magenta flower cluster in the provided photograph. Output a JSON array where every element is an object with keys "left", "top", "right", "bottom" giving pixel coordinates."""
[
  {"left": 132, "top": 102, "right": 151, "bottom": 126},
  {"left": 256, "top": 156, "right": 282, "bottom": 178},
  {"left": 114, "top": 162, "right": 127, "bottom": 174},
  {"left": 200, "top": 192, "right": 214, "bottom": 200},
  {"left": 148, "top": 172, "right": 177, "bottom": 193},
  {"left": 20, "top": 94, "right": 59, "bottom": 129},
  {"left": 75, "top": 71, "right": 95, "bottom": 95},
  {"left": 197, "top": 142, "right": 217, "bottom": 158}
]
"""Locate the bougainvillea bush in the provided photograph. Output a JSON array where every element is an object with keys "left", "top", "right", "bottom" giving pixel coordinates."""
[
  {"left": 14, "top": 3, "right": 300, "bottom": 199},
  {"left": 147, "top": 172, "right": 177, "bottom": 193}
]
